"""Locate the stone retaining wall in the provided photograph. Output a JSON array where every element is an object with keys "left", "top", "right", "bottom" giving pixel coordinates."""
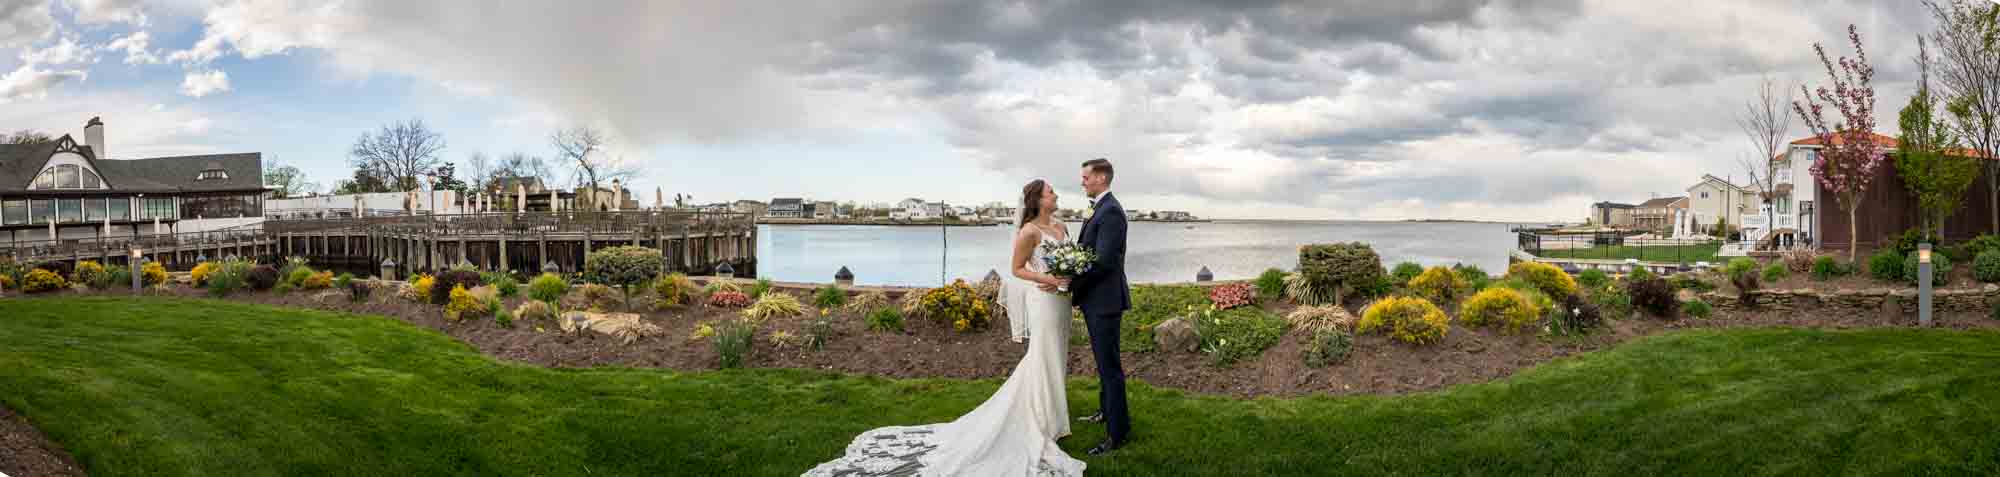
[{"left": 1701, "top": 284, "right": 2000, "bottom": 315}]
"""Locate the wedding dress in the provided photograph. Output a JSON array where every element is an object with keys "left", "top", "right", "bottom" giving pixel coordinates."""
[{"left": 804, "top": 232, "right": 1084, "bottom": 477}]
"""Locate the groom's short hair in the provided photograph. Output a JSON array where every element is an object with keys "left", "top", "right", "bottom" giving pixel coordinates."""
[{"left": 1081, "top": 158, "right": 1114, "bottom": 183}]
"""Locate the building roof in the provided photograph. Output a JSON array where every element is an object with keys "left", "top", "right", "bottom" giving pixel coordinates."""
[
  {"left": 770, "top": 198, "right": 803, "bottom": 208},
  {"left": 1787, "top": 133, "right": 1995, "bottom": 160},
  {"left": 0, "top": 134, "right": 264, "bottom": 194},
  {"left": 1687, "top": 174, "right": 1756, "bottom": 193},
  {"left": 1635, "top": 197, "right": 1685, "bottom": 208},
  {"left": 1592, "top": 201, "right": 1636, "bottom": 209}
]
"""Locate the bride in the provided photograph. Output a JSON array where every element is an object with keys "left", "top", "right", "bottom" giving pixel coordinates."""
[{"left": 804, "top": 179, "right": 1085, "bottom": 476}]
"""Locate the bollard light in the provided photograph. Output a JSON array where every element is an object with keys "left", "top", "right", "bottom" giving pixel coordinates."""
[
  {"left": 1918, "top": 243, "right": 1933, "bottom": 327},
  {"left": 1195, "top": 266, "right": 1213, "bottom": 282},
  {"left": 717, "top": 262, "right": 735, "bottom": 279},
  {"left": 543, "top": 260, "right": 560, "bottom": 275},
  {"left": 835, "top": 266, "right": 854, "bottom": 286},
  {"left": 381, "top": 259, "right": 398, "bottom": 281},
  {"left": 130, "top": 247, "right": 143, "bottom": 291}
]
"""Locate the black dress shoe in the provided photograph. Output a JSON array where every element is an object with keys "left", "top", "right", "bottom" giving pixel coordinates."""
[
  {"left": 1077, "top": 411, "right": 1104, "bottom": 423},
  {"left": 1086, "top": 439, "right": 1123, "bottom": 456}
]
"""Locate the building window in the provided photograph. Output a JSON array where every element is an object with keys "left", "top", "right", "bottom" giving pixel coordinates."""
[
  {"left": 56, "top": 165, "right": 80, "bottom": 188},
  {"left": 1, "top": 200, "right": 23, "bottom": 225},
  {"left": 81, "top": 169, "right": 100, "bottom": 188},
  {"left": 197, "top": 169, "right": 229, "bottom": 181},
  {"left": 142, "top": 197, "right": 176, "bottom": 220},
  {"left": 57, "top": 198, "right": 81, "bottom": 223},
  {"left": 29, "top": 199, "right": 52, "bottom": 224},
  {"left": 108, "top": 197, "right": 129, "bottom": 221},
  {"left": 34, "top": 169, "right": 54, "bottom": 189},
  {"left": 84, "top": 197, "right": 107, "bottom": 222}
]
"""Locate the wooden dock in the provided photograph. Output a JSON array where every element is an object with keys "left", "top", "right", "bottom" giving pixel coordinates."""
[{"left": 4, "top": 211, "right": 759, "bottom": 278}]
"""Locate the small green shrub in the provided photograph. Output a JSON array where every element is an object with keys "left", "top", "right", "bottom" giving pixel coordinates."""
[
  {"left": 1297, "top": 242, "right": 1387, "bottom": 305},
  {"left": 333, "top": 272, "right": 355, "bottom": 290},
  {"left": 1904, "top": 251, "right": 1952, "bottom": 286},
  {"left": 1302, "top": 328, "right": 1353, "bottom": 368},
  {"left": 1725, "top": 258, "right": 1760, "bottom": 293},
  {"left": 1811, "top": 256, "right": 1849, "bottom": 281},
  {"left": 805, "top": 315, "right": 834, "bottom": 350},
  {"left": 513, "top": 301, "right": 555, "bottom": 322},
  {"left": 273, "top": 282, "right": 297, "bottom": 295},
  {"left": 749, "top": 279, "right": 773, "bottom": 299},
  {"left": 1975, "top": 250, "right": 2000, "bottom": 283},
  {"left": 1960, "top": 235, "right": 2000, "bottom": 260},
  {"left": 88, "top": 264, "right": 128, "bottom": 289},
  {"left": 492, "top": 275, "right": 520, "bottom": 297},
  {"left": 866, "top": 307, "right": 904, "bottom": 333},
  {"left": 584, "top": 246, "right": 665, "bottom": 307},
  {"left": 1868, "top": 248, "right": 1905, "bottom": 282},
  {"left": 493, "top": 302, "right": 514, "bottom": 328},
  {"left": 284, "top": 266, "right": 316, "bottom": 289},
  {"left": 528, "top": 273, "right": 569, "bottom": 304},
  {"left": 1668, "top": 273, "right": 1716, "bottom": 292},
  {"left": 1577, "top": 268, "right": 1609, "bottom": 289},
  {"left": 1190, "top": 306, "right": 1288, "bottom": 367},
  {"left": 205, "top": 260, "right": 250, "bottom": 296},
  {"left": 431, "top": 270, "right": 483, "bottom": 306},
  {"left": 713, "top": 319, "right": 755, "bottom": 368},
  {"left": 1761, "top": 262, "right": 1789, "bottom": 284},
  {"left": 813, "top": 285, "right": 848, "bottom": 308},
  {"left": 1453, "top": 264, "right": 1491, "bottom": 291},
  {"left": 654, "top": 273, "right": 696, "bottom": 305},
  {"left": 1626, "top": 266, "right": 1655, "bottom": 283},
  {"left": 1253, "top": 268, "right": 1288, "bottom": 300},
  {"left": 1358, "top": 296, "right": 1450, "bottom": 345},
  {"left": 444, "top": 285, "right": 488, "bottom": 321},
  {"left": 1588, "top": 286, "right": 1633, "bottom": 320},
  {"left": 1681, "top": 299, "right": 1713, "bottom": 319},
  {"left": 1390, "top": 262, "right": 1424, "bottom": 286},
  {"left": 1122, "top": 285, "right": 1210, "bottom": 352}
]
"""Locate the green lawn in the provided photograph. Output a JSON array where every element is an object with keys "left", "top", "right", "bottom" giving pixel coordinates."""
[
  {"left": 1538, "top": 242, "right": 1724, "bottom": 264},
  {"left": 3, "top": 296, "right": 1999, "bottom": 476}
]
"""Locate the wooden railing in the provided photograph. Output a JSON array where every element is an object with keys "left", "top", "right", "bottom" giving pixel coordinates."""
[
  {"left": 265, "top": 210, "right": 756, "bottom": 237},
  {"left": 1, "top": 227, "right": 267, "bottom": 262}
]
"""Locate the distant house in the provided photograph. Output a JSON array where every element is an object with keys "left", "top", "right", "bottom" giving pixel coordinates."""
[
  {"left": 1587, "top": 202, "right": 1637, "bottom": 227},
  {"left": 1156, "top": 211, "right": 1194, "bottom": 221},
  {"left": 1631, "top": 197, "right": 1687, "bottom": 232},
  {"left": 767, "top": 198, "right": 804, "bottom": 218},
  {"left": 813, "top": 201, "right": 837, "bottom": 219},
  {"left": 923, "top": 202, "right": 948, "bottom": 219},
  {"left": 1685, "top": 175, "right": 1759, "bottom": 235},
  {"left": 731, "top": 200, "right": 767, "bottom": 217},
  {"left": 1775, "top": 132, "right": 1999, "bottom": 252}
]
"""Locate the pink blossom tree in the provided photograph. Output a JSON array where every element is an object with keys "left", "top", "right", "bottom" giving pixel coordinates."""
[{"left": 1792, "top": 25, "right": 1885, "bottom": 260}]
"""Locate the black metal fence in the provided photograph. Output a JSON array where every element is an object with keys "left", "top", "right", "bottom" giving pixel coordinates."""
[{"left": 1517, "top": 232, "right": 1723, "bottom": 265}]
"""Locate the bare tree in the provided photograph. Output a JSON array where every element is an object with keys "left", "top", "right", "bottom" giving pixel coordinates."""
[
  {"left": 2, "top": 130, "right": 54, "bottom": 145},
  {"left": 348, "top": 118, "right": 447, "bottom": 191},
  {"left": 262, "top": 160, "right": 319, "bottom": 199},
  {"left": 493, "top": 152, "right": 555, "bottom": 190},
  {"left": 466, "top": 152, "right": 494, "bottom": 193},
  {"left": 1737, "top": 75, "right": 1795, "bottom": 220},
  {"left": 1928, "top": 0, "right": 2000, "bottom": 234},
  {"left": 551, "top": 126, "right": 635, "bottom": 209}
]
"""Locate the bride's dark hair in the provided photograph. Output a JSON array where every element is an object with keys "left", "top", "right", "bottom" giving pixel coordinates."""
[{"left": 1019, "top": 179, "right": 1048, "bottom": 229}]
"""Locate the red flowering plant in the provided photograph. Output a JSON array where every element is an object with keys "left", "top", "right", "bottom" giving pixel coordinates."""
[
  {"left": 1208, "top": 282, "right": 1255, "bottom": 310},
  {"left": 1793, "top": 24, "right": 1884, "bottom": 261},
  {"left": 707, "top": 290, "right": 751, "bottom": 308}
]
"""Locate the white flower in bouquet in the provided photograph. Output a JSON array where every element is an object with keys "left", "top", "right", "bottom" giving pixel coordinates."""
[{"left": 1039, "top": 242, "right": 1097, "bottom": 294}]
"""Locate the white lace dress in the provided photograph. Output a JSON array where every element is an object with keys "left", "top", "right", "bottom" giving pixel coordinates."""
[{"left": 804, "top": 234, "right": 1084, "bottom": 477}]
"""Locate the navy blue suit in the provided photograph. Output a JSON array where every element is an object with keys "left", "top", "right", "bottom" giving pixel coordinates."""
[{"left": 1071, "top": 192, "right": 1131, "bottom": 441}]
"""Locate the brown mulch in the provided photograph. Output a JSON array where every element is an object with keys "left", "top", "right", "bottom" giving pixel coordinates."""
[
  {"left": 0, "top": 404, "right": 85, "bottom": 477},
  {"left": 49, "top": 282, "right": 1988, "bottom": 399}
]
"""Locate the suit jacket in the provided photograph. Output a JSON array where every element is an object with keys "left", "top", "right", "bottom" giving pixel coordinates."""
[{"left": 1071, "top": 192, "right": 1131, "bottom": 314}]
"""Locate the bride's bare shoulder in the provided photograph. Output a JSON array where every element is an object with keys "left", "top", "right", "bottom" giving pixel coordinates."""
[{"left": 1013, "top": 225, "right": 1040, "bottom": 243}]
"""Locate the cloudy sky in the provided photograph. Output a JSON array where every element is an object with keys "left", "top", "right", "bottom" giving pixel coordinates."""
[{"left": 0, "top": 0, "right": 1938, "bottom": 221}]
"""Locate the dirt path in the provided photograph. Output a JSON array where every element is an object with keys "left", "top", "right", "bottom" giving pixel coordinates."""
[{"left": 0, "top": 404, "right": 85, "bottom": 477}]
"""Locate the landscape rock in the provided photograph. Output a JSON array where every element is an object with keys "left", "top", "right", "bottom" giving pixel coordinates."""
[{"left": 1154, "top": 316, "right": 1199, "bottom": 353}]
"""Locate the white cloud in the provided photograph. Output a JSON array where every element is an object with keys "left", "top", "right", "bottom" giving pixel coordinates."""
[
  {"left": 66, "top": 0, "right": 148, "bottom": 26},
  {"left": 18, "top": 35, "right": 99, "bottom": 65},
  {"left": 0, "top": 90, "right": 229, "bottom": 158},
  {"left": 105, "top": 31, "right": 160, "bottom": 64},
  {"left": 165, "top": 32, "right": 225, "bottom": 64},
  {"left": 0, "top": 63, "right": 87, "bottom": 103},
  {"left": 183, "top": 116, "right": 212, "bottom": 133},
  {"left": 0, "top": 1, "right": 55, "bottom": 48},
  {"left": 178, "top": 69, "right": 229, "bottom": 97}
]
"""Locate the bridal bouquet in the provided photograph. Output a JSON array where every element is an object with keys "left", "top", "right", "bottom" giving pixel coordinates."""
[{"left": 1039, "top": 242, "right": 1097, "bottom": 294}]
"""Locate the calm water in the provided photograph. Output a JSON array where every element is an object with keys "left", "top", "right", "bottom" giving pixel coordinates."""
[{"left": 755, "top": 221, "right": 1520, "bottom": 287}]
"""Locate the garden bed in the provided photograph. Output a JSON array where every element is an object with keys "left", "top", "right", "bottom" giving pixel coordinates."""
[
  {"left": 0, "top": 404, "right": 84, "bottom": 477},
  {"left": 34, "top": 275, "right": 1997, "bottom": 399}
]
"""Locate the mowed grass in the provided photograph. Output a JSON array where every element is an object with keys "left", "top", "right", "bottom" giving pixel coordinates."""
[
  {"left": 1540, "top": 242, "right": 1724, "bottom": 264},
  {"left": 3, "top": 296, "right": 1999, "bottom": 476}
]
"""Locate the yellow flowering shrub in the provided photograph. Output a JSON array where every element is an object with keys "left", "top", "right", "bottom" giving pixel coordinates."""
[
  {"left": 1407, "top": 266, "right": 1468, "bottom": 302},
  {"left": 301, "top": 270, "right": 334, "bottom": 289},
  {"left": 22, "top": 268, "right": 68, "bottom": 293},
  {"left": 1357, "top": 296, "right": 1451, "bottom": 345},
  {"left": 141, "top": 261, "right": 168, "bottom": 287},
  {"left": 191, "top": 261, "right": 217, "bottom": 286},
  {"left": 73, "top": 260, "right": 106, "bottom": 285},
  {"left": 1458, "top": 287, "right": 1542, "bottom": 334},
  {"left": 1504, "top": 261, "right": 1578, "bottom": 299},
  {"left": 0, "top": 274, "right": 13, "bottom": 290},
  {"left": 444, "top": 285, "right": 486, "bottom": 321},
  {"left": 409, "top": 274, "right": 436, "bottom": 302},
  {"left": 922, "top": 279, "right": 992, "bottom": 332}
]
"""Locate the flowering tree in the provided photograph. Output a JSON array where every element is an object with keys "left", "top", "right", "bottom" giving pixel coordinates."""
[{"left": 1792, "top": 25, "right": 1885, "bottom": 260}]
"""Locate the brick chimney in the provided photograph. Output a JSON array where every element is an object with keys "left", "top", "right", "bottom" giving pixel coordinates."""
[{"left": 84, "top": 116, "right": 105, "bottom": 158}]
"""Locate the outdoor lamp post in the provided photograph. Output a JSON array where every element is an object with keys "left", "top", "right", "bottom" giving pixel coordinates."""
[
  {"left": 129, "top": 246, "right": 143, "bottom": 291},
  {"left": 1918, "top": 243, "right": 1933, "bottom": 327}
]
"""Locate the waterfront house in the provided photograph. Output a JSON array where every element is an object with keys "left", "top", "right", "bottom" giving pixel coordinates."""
[
  {"left": 1156, "top": 211, "right": 1194, "bottom": 221},
  {"left": 1772, "top": 133, "right": 1998, "bottom": 253},
  {"left": 1586, "top": 202, "right": 1636, "bottom": 227},
  {"left": 768, "top": 198, "right": 805, "bottom": 218},
  {"left": 813, "top": 201, "right": 838, "bottom": 219},
  {"left": 1631, "top": 196, "right": 1686, "bottom": 233},
  {"left": 1685, "top": 174, "right": 1759, "bottom": 238},
  {"left": 1, "top": 117, "right": 266, "bottom": 244},
  {"left": 731, "top": 200, "right": 767, "bottom": 217}
]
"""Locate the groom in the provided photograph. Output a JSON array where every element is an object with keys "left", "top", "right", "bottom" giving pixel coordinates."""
[{"left": 1067, "top": 157, "right": 1132, "bottom": 455}]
